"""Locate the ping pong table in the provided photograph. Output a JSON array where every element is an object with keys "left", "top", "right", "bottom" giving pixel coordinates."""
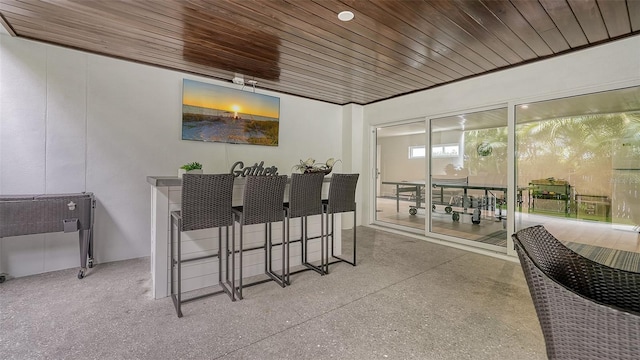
[{"left": 382, "top": 179, "right": 512, "bottom": 219}]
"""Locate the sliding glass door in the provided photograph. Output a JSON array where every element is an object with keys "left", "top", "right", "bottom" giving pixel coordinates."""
[
  {"left": 372, "top": 86, "right": 639, "bottom": 262},
  {"left": 429, "top": 108, "right": 508, "bottom": 251},
  {"left": 515, "top": 86, "right": 640, "bottom": 258}
]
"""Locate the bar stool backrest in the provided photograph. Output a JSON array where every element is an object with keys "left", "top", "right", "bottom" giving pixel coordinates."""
[
  {"left": 326, "top": 173, "right": 359, "bottom": 214},
  {"left": 181, "top": 173, "right": 234, "bottom": 231},
  {"left": 241, "top": 175, "right": 288, "bottom": 225},
  {"left": 288, "top": 172, "right": 325, "bottom": 218}
]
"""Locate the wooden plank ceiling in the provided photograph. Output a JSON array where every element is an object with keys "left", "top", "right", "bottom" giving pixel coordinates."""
[{"left": 0, "top": 0, "right": 638, "bottom": 105}]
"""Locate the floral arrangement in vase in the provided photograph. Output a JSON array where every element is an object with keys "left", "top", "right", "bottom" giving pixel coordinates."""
[{"left": 292, "top": 158, "right": 341, "bottom": 175}]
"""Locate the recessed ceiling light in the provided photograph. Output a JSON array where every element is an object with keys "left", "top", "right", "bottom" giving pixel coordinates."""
[{"left": 338, "top": 11, "right": 354, "bottom": 21}]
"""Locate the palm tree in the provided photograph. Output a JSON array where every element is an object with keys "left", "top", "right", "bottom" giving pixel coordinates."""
[{"left": 516, "top": 112, "right": 640, "bottom": 195}]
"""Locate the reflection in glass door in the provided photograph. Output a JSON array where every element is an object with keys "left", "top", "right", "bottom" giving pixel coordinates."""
[
  {"left": 429, "top": 108, "right": 508, "bottom": 251},
  {"left": 515, "top": 86, "right": 640, "bottom": 258},
  {"left": 375, "top": 121, "right": 426, "bottom": 232}
]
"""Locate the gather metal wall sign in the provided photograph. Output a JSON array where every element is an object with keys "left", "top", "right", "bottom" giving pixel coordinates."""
[{"left": 230, "top": 161, "right": 279, "bottom": 177}]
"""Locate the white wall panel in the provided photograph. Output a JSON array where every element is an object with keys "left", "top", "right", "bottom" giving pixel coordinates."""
[
  {"left": 0, "top": 35, "right": 47, "bottom": 277},
  {"left": 0, "top": 35, "right": 46, "bottom": 193},
  {"left": 85, "top": 55, "right": 176, "bottom": 264},
  {"left": 45, "top": 46, "right": 87, "bottom": 193}
]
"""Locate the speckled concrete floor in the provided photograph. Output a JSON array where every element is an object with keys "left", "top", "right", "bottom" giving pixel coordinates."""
[{"left": 0, "top": 227, "right": 546, "bottom": 359}]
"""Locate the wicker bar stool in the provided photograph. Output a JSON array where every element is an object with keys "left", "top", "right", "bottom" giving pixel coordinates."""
[
  {"left": 322, "top": 173, "right": 359, "bottom": 273},
  {"left": 170, "top": 173, "right": 234, "bottom": 318},
  {"left": 231, "top": 175, "right": 288, "bottom": 300},
  {"left": 283, "top": 172, "right": 326, "bottom": 283}
]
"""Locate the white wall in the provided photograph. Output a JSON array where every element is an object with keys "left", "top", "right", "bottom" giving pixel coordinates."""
[
  {"left": 0, "top": 34, "right": 342, "bottom": 277},
  {"left": 342, "top": 104, "right": 364, "bottom": 226},
  {"left": 362, "top": 35, "right": 640, "bottom": 224}
]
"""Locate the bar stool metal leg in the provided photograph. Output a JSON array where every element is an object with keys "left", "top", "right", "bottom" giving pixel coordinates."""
[
  {"left": 170, "top": 217, "right": 175, "bottom": 299},
  {"left": 218, "top": 227, "right": 222, "bottom": 288},
  {"left": 329, "top": 209, "right": 357, "bottom": 267},
  {"left": 297, "top": 214, "right": 326, "bottom": 275},
  {"left": 282, "top": 221, "right": 286, "bottom": 285},
  {"left": 301, "top": 217, "right": 306, "bottom": 265},
  {"left": 238, "top": 219, "right": 244, "bottom": 300},
  {"left": 325, "top": 213, "right": 331, "bottom": 274},
  {"left": 286, "top": 218, "right": 291, "bottom": 284},
  {"left": 170, "top": 214, "right": 184, "bottom": 318},
  {"left": 286, "top": 216, "right": 291, "bottom": 285},
  {"left": 265, "top": 223, "right": 270, "bottom": 278},
  {"left": 219, "top": 226, "right": 235, "bottom": 301},
  {"left": 265, "top": 221, "right": 288, "bottom": 287},
  {"left": 233, "top": 219, "right": 239, "bottom": 300},
  {"left": 282, "top": 222, "right": 287, "bottom": 283}
]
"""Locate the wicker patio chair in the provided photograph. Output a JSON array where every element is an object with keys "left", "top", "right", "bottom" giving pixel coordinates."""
[{"left": 512, "top": 225, "right": 640, "bottom": 359}]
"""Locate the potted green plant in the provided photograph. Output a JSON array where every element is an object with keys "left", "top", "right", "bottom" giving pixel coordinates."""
[{"left": 178, "top": 161, "right": 203, "bottom": 178}]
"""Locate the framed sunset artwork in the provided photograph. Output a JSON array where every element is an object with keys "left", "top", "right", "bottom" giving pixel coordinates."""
[{"left": 182, "top": 79, "right": 280, "bottom": 146}]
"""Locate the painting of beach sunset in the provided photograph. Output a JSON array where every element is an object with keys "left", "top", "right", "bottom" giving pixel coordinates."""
[{"left": 182, "top": 79, "right": 280, "bottom": 146}]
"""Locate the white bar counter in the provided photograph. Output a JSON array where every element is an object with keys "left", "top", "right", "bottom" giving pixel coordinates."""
[{"left": 147, "top": 175, "right": 340, "bottom": 299}]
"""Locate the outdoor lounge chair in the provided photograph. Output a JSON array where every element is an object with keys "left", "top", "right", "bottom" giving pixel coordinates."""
[{"left": 512, "top": 225, "right": 640, "bottom": 359}]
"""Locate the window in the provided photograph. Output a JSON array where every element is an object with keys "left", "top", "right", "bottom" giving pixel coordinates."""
[
  {"left": 409, "top": 145, "right": 426, "bottom": 159},
  {"left": 411, "top": 144, "right": 459, "bottom": 159},
  {"left": 431, "top": 143, "right": 459, "bottom": 158}
]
